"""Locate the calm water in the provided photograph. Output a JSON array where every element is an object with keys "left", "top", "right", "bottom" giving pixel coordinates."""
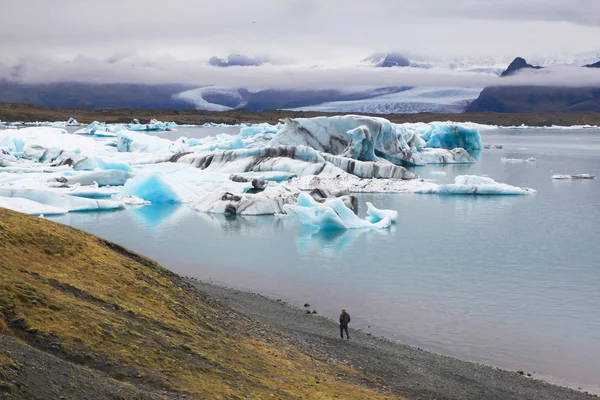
[{"left": 50, "top": 128, "right": 600, "bottom": 393}]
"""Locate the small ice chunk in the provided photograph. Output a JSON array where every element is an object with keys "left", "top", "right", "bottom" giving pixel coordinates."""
[
  {"left": 552, "top": 174, "right": 595, "bottom": 180},
  {"left": 366, "top": 202, "right": 398, "bottom": 224},
  {"left": 501, "top": 157, "right": 536, "bottom": 163}
]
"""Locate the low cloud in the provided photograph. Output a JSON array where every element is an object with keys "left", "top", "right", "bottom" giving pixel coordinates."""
[{"left": 3, "top": 55, "right": 600, "bottom": 90}]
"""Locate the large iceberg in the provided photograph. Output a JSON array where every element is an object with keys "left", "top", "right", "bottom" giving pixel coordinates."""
[
  {"left": 176, "top": 146, "right": 416, "bottom": 180},
  {"left": 273, "top": 115, "right": 478, "bottom": 166}
]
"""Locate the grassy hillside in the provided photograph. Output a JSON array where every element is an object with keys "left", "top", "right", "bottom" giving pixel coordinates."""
[
  {"left": 2, "top": 102, "right": 600, "bottom": 126},
  {"left": 0, "top": 208, "right": 396, "bottom": 399}
]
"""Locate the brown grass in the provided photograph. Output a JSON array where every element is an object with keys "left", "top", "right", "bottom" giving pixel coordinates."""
[
  {"left": 0, "top": 208, "right": 398, "bottom": 399},
  {"left": 2, "top": 102, "right": 600, "bottom": 126}
]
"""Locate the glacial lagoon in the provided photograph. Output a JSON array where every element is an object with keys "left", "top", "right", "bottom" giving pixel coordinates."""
[{"left": 47, "top": 127, "right": 600, "bottom": 393}]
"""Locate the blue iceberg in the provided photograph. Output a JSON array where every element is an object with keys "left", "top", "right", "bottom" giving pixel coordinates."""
[{"left": 421, "top": 124, "right": 482, "bottom": 153}]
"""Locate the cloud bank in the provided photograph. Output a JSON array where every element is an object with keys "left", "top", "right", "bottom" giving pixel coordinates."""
[{"left": 2, "top": 55, "right": 600, "bottom": 89}]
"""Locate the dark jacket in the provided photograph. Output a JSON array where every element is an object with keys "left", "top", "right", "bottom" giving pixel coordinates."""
[{"left": 339, "top": 311, "right": 351, "bottom": 326}]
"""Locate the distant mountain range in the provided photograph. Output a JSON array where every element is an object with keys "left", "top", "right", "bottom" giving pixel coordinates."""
[
  {"left": 467, "top": 57, "right": 600, "bottom": 112},
  {"left": 0, "top": 52, "right": 598, "bottom": 114}
]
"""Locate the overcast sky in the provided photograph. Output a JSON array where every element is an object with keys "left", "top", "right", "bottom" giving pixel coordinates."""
[{"left": 1, "top": 0, "right": 599, "bottom": 86}]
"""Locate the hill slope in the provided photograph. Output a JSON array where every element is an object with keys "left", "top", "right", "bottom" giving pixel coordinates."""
[
  {"left": 467, "top": 86, "right": 600, "bottom": 113},
  {"left": 0, "top": 208, "right": 394, "bottom": 399}
]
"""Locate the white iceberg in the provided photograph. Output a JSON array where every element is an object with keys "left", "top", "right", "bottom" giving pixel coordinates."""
[
  {"left": 0, "top": 196, "right": 67, "bottom": 216},
  {"left": 415, "top": 175, "right": 536, "bottom": 195},
  {"left": 0, "top": 188, "right": 124, "bottom": 211},
  {"left": 117, "top": 130, "right": 186, "bottom": 153},
  {"left": 501, "top": 157, "right": 536, "bottom": 163},
  {"left": 193, "top": 184, "right": 300, "bottom": 215},
  {"left": 50, "top": 170, "right": 134, "bottom": 187}
]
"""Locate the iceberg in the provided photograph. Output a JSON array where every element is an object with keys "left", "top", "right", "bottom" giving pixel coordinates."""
[
  {"left": 501, "top": 157, "right": 536, "bottom": 163},
  {"left": 117, "top": 130, "right": 185, "bottom": 153},
  {"left": 418, "top": 148, "right": 475, "bottom": 164},
  {"left": 273, "top": 115, "right": 478, "bottom": 167},
  {"left": 341, "top": 125, "right": 378, "bottom": 161},
  {"left": 176, "top": 146, "right": 416, "bottom": 180},
  {"left": 193, "top": 185, "right": 300, "bottom": 215},
  {"left": 415, "top": 175, "right": 536, "bottom": 195},
  {"left": 0, "top": 188, "right": 124, "bottom": 211},
  {"left": 50, "top": 170, "right": 134, "bottom": 187},
  {"left": 273, "top": 115, "right": 420, "bottom": 165},
  {"left": 285, "top": 193, "right": 394, "bottom": 230},
  {"left": 552, "top": 174, "right": 595, "bottom": 180},
  {"left": 119, "top": 171, "right": 199, "bottom": 203},
  {"left": 0, "top": 196, "right": 67, "bottom": 216},
  {"left": 366, "top": 202, "right": 398, "bottom": 224},
  {"left": 421, "top": 124, "right": 482, "bottom": 153}
]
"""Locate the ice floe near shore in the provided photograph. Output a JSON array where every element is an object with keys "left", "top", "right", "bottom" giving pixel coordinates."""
[{"left": 1, "top": 115, "right": 538, "bottom": 227}]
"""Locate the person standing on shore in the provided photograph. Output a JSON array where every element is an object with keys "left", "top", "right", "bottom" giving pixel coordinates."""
[{"left": 339, "top": 308, "right": 351, "bottom": 339}]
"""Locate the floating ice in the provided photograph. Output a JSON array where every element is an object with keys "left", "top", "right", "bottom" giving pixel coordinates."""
[
  {"left": 501, "top": 157, "right": 536, "bottom": 163},
  {"left": 273, "top": 115, "right": 478, "bottom": 167},
  {"left": 117, "top": 130, "right": 182, "bottom": 153},
  {"left": 119, "top": 171, "right": 199, "bottom": 203},
  {"left": 193, "top": 185, "right": 300, "bottom": 215},
  {"left": 419, "top": 148, "right": 475, "bottom": 164},
  {"left": 552, "top": 174, "right": 595, "bottom": 180},
  {"left": 0, "top": 188, "right": 124, "bottom": 211},
  {"left": 177, "top": 146, "right": 416, "bottom": 180},
  {"left": 285, "top": 193, "right": 393, "bottom": 230},
  {"left": 50, "top": 170, "right": 134, "bottom": 187},
  {"left": 415, "top": 175, "right": 536, "bottom": 195},
  {"left": 420, "top": 124, "right": 482, "bottom": 153},
  {"left": 0, "top": 196, "right": 67, "bottom": 215},
  {"left": 366, "top": 202, "right": 398, "bottom": 224}
]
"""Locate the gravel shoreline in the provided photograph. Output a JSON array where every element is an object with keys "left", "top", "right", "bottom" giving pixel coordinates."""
[{"left": 187, "top": 278, "right": 597, "bottom": 400}]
